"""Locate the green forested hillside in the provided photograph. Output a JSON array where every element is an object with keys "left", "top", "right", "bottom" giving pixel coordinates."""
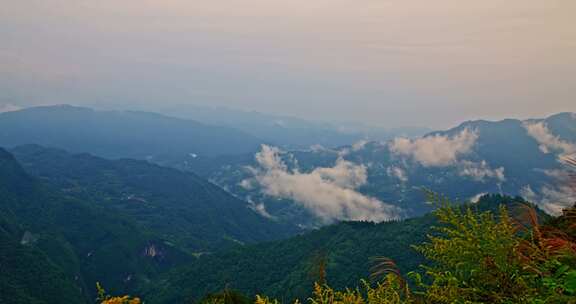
[
  {"left": 0, "top": 148, "right": 191, "bottom": 302},
  {"left": 144, "top": 195, "right": 537, "bottom": 303},
  {"left": 1, "top": 143, "right": 570, "bottom": 304},
  {"left": 0, "top": 212, "right": 86, "bottom": 304},
  {"left": 10, "top": 145, "right": 300, "bottom": 252}
]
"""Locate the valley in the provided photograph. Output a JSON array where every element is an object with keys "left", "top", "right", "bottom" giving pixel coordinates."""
[{"left": 1, "top": 106, "right": 574, "bottom": 303}]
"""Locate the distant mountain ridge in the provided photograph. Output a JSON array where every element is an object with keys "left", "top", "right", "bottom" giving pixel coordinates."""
[
  {"left": 1, "top": 110, "right": 574, "bottom": 303},
  {"left": 0, "top": 105, "right": 263, "bottom": 160},
  {"left": 185, "top": 112, "right": 576, "bottom": 224},
  {"left": 137, "top": 104, "right": 430, "bottom": 149}
]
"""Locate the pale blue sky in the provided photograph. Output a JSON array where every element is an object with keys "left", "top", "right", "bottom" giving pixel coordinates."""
[{"left": 1, "top": 0, "right": 574, "bottom": 128}]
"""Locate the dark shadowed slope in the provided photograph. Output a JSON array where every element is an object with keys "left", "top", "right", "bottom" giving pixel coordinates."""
[
  {"left": 0, "top": 148, "right": 192, "bottom": 302},
  {"left": 10, "top": 145, "right": 301, "bottom": 252}
]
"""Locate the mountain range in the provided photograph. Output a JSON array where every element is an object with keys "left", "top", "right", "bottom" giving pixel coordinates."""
[
  {"left": 132, "top": 104, "right": 430, "bottom": 149},
  {"left": 0, "top": 105, "right": 262, "bottom": 161},
  {"left": 181, "top": 112, "right": 576, "bottom": 225},
  {"left": 10, "top": 144, "right": 299, "bottom": 251},
  {"left": 0, "top": 106, "right": 574, "bottom": 303},
  {"left": 0, "top": 145, "right": 298, "bottom": 303}
]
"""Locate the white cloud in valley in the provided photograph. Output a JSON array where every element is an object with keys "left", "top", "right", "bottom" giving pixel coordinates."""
[
  {"left": 242, "top": 145, "right": 401, "bottom": 223},
  {"left": 388, "top": 129, "right": 478, "bottom": 167},
  {"left": 520, "top": 184, "right": 575, "bottom": 216},
  {"left": 0, "top": 103, "right": 21, "bottom": 113},
  {"left": 337, "top": 140, "right": 370, "bottom": 157},
  {"left": 309, "top": 144, "right": 330, "bottom": 153},
  {"left": 386, "top": 166, "right": 408, "bottom": 183},
  {"left": 523, "top": 122, "right": 576, "bottom": 158},
  {"left": 469, "top": 193, "right": 488, "bottom": 203},
  {"left": 521, "top": 165, "right": 576, "bottom": 215},
  {"left": 246, "top": 198, "right": 276, "bottom": 220},
  {"left": 388, "top": 129, "right": 507, "bottom": 183},
  {"left": 457, "top": 160, "right": 506, "bottom": 183},
  {"left": 352, "top": 140, "right": 369, "bottom": 152}
]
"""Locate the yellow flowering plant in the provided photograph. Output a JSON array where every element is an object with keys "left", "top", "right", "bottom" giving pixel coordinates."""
[{"left": 96, "top": 282, "right": 141, "bottom": 304}]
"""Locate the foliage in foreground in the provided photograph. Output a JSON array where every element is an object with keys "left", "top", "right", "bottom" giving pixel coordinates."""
[
  {"left": 259, "top": 196, "right": 576, "bottom": 304},
  {"left": 109, "top": 196, "right": 576, "bottom": 303},
  {"left": 108, "top": 157, "right": 576, "bottom": 304},
  {"left": 97, "top": 282, "right": 141, "bottom": 304},
  {"left": 409, "top": 193, "right": 576, "bottom": 303}
]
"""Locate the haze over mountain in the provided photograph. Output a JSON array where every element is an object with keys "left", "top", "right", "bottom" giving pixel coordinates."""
[
  {"left": 2, "top": 104, "right": 574, "bottom": 227},
  {"left": 2, "top": 1, "right": 574, "bottom": 128},
  {"left": 0, "top": 110, "right": 574, "bottom": 303},
  {"left": 0, "top": 104, "right": 429, "bottom": 151},
  {"left": 136, "top": 104, "right": 430, "bottom": 149},
  {"left": 0, "top": 105, "right": 263, "bottom": 160},
  {"left": 2, "top": 1, "right": 575, "bottom": 302}
]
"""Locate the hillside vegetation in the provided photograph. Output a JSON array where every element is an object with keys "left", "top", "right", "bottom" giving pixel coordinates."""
[
  {"left": 99, "top": 192, "right": 575, "bottom": 303},
  {"left": 143, "top": 194, "right": 558, "bottom": 303},
  {"left": 11, "top": 144, "right": 299, "bottom": 252},
  {"left": 1, "top": 112, "right": 574, "bottom": 304},
  {"left": 0, "top": 148, "right": 192, "bottom": 302}
]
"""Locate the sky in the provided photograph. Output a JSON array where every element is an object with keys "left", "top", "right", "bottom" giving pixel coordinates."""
[{"left": 1, "top": 0, "right": 575, "bottom": 128}]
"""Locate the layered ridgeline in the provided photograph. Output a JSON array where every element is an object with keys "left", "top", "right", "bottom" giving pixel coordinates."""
[
  {"left": 10, "top": 144, "right": 300, "bottom": 251},
  {"left": 183, "top": 112, "right": 576, "bottom": 226},
  {"left": 0, "top": 146, "right": 297, "bottom": 303},
  {"left": 0, "top": 148, "right": 192, "bottom": 303},
  {"left": 0, "top": 104, "right": 427, "bottom": 165},
  {"left": 143, "top": 195, "right": 541, "bottom": 303},
  {"left": 0, "top": 105, "right": 262, "bottom": 161},
  {"left": 2, "top": 106, "right": 573, "bottom": 227},
  {"left": 144, "top": 104, "right": 429, "bottom": 149}
]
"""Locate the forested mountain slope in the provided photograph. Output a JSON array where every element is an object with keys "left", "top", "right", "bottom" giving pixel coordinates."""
[
  {"left": 10, "top": 145, "right": 300, "bottom": 252},
  {"left": 0, "top": 148, "right": 191, "bottom": 302},
  {"left": 144, "top": 195, "right": 539, "bottom": 303}
]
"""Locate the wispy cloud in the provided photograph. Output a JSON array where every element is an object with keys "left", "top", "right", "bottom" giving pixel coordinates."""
[
  {"left": 0, "top": 103, "right": 21, "bottom": 113},
  {"left": 521, "top": 184, "right": 575, "bottom": 216},
  {"left": 389, "top": 129, "right": 478, "bottom": 167},
  {"left": 457, "top": 160, "right": 506, "bottom": 183},
  {"left": 246, "top": 198, "right": 276, "bottom": 220},
  {"left": 524, "top": 122, "right": 576, "bottom": 158},
  {"left": 337, "top": 140, "right": 370, "bottom": 157},
  {"left": 242, "top": 145, "right": 401, "bottom": 223},
  {"left": 469, "top": 192, "right": 488, "bottom": 203},
  {"left": 386, "top": 166, "right": 408, "bottom": 183}
]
